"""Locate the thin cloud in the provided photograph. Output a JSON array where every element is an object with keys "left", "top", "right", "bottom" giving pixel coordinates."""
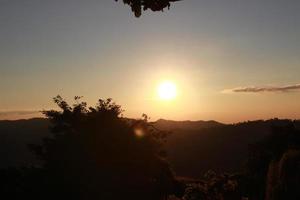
[
  {"left": 223, "top": 83, "right": 300, "bottom": 93},
  {"left": 0, "top": 111, "right": 40, "bottom": 116}
]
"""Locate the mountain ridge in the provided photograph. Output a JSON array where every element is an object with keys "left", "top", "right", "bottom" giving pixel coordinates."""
[{"left": 1, "top": 118, "right": 299, "bottom": 178}]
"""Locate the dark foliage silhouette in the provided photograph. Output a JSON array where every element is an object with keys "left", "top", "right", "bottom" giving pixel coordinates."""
[
  {"left": 1, "top": 118, "right": 299, "bottom": 177},
  {"left": 26, "top": 96, "right": 182, "bottom": 200},
  {"left": 246, "top": 121, "right": 300, "bottom": 200},
  {"left": 183, "top": 171, "right": 245, "bottom": 200},
  {"left": 177, "top": 120, "right": 300, "bottom": 200},
  {"left": 116, "top": 0, "right": 182, "bottom": 17},
  {"left": 1, "top": 116, "right": 300, "bottom": 199}
]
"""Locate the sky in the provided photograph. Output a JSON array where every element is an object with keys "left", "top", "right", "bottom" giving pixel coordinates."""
[{"left": 0, "top": 0, "right": 300, "bottom": 123}]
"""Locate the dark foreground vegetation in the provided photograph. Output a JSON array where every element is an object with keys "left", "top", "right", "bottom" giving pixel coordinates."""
[
  {"left": 180, "top": 122, "right": 300, "bottom": 200},
  {"left": 0, "top": 96, "right": 185, "bottom": 199},
  {"left": 0, "top": 97, "right": 300, "bottom": 199},
  {"left": 116, "top": 0, "right": 182, "bottom": 17}
]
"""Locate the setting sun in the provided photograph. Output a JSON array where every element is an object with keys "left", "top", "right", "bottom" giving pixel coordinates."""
[{"left": 157, "top": 81, "right": 177, "bottom": 101}]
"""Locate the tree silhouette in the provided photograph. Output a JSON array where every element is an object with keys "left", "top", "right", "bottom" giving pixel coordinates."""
[
  {"left": 246, "top": 121, "right": 300, "bottom": 200},
  {"left": 29, "top": 96, "right": 182, "bottom": 200},
  {"left": 116, "top": 0, "right": 182, "bottom": 17}
]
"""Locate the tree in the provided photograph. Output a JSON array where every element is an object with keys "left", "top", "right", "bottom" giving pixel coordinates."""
[
  {"left": 116, "top": 0, "right": 182, "bottom": 17},
  {"left": 246, "top": 121, "right": 300, "bottom": 200},
  {"left": 29, "top": 96, "right": 181, "bottom": 200}
]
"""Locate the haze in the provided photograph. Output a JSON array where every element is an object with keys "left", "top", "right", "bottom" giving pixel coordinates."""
[{"left": 0, "top": 0, "right": 300, "bottom": 123}]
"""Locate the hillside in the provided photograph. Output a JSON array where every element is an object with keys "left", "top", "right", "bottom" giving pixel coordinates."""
[
  {"left": 0, "top": 118, "right": 50, "bottom": 168},
  {"left": 153, "top": 119, "right": 223, "bottom": 131},
  {"left": 162, "top": 119, "right": 296, "bottom": 177},
  {"left": 0, "top": 118, "right": 299, "bottom": 178},
  {"left": 157, "top": 119, "right": 300, "bottom": 177}
]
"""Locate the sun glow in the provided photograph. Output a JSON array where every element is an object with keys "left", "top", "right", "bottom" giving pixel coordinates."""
[{"left": 157, "top": 81, "right": 177, "bottom": 101}]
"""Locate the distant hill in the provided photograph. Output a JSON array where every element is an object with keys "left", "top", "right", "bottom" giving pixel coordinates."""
[
  {"left": 152, "top": 119, "right": 223, "bottom": 131},
  {"left": 0, "top": 118, "right": 50, "bottom": 168},
  {"left": 0, "top": 118, "right": 299, "bottom": 178},
  {"left": 161, "top": 119, "right": 300, "bottom": 178}
]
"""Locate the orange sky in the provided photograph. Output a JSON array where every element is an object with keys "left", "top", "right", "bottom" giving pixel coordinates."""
[{"left": 0, "top": 1, "right": 300, "bottom": 123}]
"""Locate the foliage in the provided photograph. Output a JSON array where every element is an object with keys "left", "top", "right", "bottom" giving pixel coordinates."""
[
  {"left": 182, "top": 171, "right": 244, "bottom": 200},
  {"left": 116, "top": 0, "right": 182, "bottom": 17},
  {"left": 180, "top": 120, "right": 300, "bottom": 200},
  {"left": 1, "top": 101, "right": 300, "bottom": 200},
  {"left": 245, "top": 121, "right": 300, "bottom": 200},
  {"left": 27, "top": 96, "right": 178, "bottom": 200}
]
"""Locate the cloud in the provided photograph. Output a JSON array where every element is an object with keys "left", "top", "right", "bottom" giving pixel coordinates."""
[
  {"left": 223, "top": 83, "right": 300, "bottom": 93},
  {"left": 0, "top": 111, "right": 40, "bottom": 116}
]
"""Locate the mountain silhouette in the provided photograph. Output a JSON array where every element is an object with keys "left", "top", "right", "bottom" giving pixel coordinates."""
[{"left": 0, "top": 118, "right": 299, "bottom": 178}]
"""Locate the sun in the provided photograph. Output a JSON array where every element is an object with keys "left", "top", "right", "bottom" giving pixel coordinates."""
[{"left": 157, "top": 81, "right": 177, "bottom": 101}]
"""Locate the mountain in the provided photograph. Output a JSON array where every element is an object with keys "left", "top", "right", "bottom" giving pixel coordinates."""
[
  {"left": 153, "top": 119, "right": 223, "bottom": 131},
  {"left": 162, "top": 119, "right": 300, "bottom": 177},
  {"left": 0, "top": 118, "right": 298, "bottom": 178},
  {"left": 0, "top": 118, "right": 50, "bottom": 168}
]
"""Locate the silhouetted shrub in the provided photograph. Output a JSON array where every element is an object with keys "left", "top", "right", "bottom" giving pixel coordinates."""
[
  {"left": 183, "top": 171, "right": 243, "bottom": 200},
  {"left": 28, "top": 96, "right": 179, "bottom": 200}
]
